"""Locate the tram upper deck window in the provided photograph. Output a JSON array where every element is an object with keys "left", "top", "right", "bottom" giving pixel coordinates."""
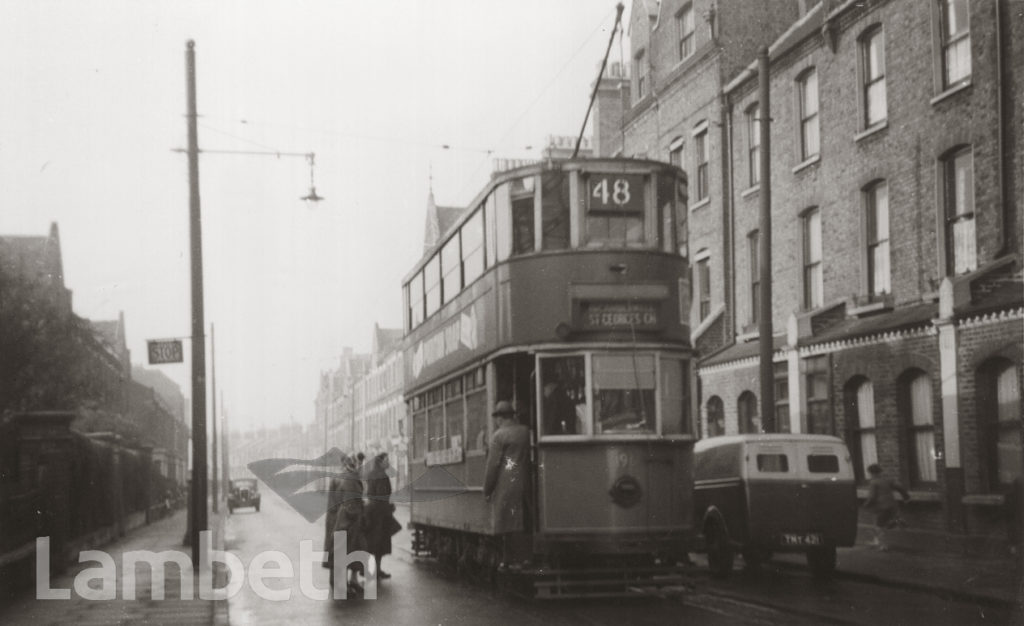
[
  {"left": 658, "top": 171, "right": 682, "bottom": 254},
  {"left": 511, "top": 176, "right": 535, "bottom": 255},
  {"left": 441, "top": 236, "right": 460, "bottom": 304},
  {"left": 584, "top": 173, "right": 648, "bottom": 248},
  {"left": 424, "top": 255, "right": 440, "bottom": 316},
  {"left": 407, "top": 271, "right": 424, "bottom": 329},
  {"left": 484, "top": 194, "right": 497, "bottom": 268},
  {"left": 593, "top": 354, "right": 656, "bottom": 433},
  {"left": 462, "top": 210, "right": 485, "bottom": 285},
  {"left": 541, "top": 172, "right": 570, "bottom": 250}
]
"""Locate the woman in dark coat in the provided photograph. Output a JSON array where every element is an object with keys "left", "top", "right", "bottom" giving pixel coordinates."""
[
  {"left": 363, "top": 453, "right": 395, "bottom": 579},
  {"left": 325, "top": 454, "right": 368, "bottom": 593}
]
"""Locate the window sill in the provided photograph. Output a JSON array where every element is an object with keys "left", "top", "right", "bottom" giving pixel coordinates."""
[
  {"left": 792, "top": 154, "right": 820, "bottom": 175},
  {"left": 848, "top": 295, "right": 893, "bottom": 317},
  {"left": 930, "top": 80, "right": 972, "bottom": 106},
  {"left": 854, "top": 121, "right": 888, "bottom": 143},
  {"left": 740, "top": 185, "right": 760, "bottom": 199},
  {"left": 690, "top": 197, "right": 711, "bottom": 212},
  {"left": 736, "top": 328, "right": 759, "bottom": 343}
]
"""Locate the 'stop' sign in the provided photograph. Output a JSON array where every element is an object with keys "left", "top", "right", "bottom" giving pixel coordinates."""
[{"left": 147, "top": 340, "right": 183, "bottom": 364}]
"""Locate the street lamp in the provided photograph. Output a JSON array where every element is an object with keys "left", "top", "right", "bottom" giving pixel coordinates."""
[
  {"left": 301, "top": 153, "right": 325, "bottom": 204},
  {"left": 182, "top": 40, "right": 326, "bottom": 565}
]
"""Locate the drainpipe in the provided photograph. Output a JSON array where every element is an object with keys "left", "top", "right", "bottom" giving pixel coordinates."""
[
  {"left": 757, "top": 47, "right": 775, "bottom": 433},
  {"left": 721, "top": 92, "right": 735, "bottom": 345},
  {"left": 994, "top": 0, "right": 1012, "bottom": 257}
]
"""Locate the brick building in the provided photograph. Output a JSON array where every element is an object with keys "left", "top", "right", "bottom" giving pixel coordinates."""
[{"left": 602, "top": 0, "right": 1022, "bottom": 549}]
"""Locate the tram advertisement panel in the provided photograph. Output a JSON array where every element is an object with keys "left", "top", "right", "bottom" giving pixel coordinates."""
[{"left": 405, "top": 293, "right": 494, "bottom": 390}]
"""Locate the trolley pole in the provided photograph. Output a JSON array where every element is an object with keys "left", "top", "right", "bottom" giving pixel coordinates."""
[
  {"left": 757, "top": 47, "right": 775, "bottom": 433},
  {"left": 186, "top": 39, "right": 209, "bottom": 566}
]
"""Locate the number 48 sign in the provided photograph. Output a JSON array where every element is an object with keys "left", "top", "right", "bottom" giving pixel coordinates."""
[{"left": 587, "top": 173, "right": 644, "bottom": 213}]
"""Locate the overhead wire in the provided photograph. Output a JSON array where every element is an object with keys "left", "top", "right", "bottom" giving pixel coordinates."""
[
  {"left": 453, "top": 4, "right": 618, "bottom": 203},
  {"left": 195, "top": 5, "right": 619, "bottom": 206}
]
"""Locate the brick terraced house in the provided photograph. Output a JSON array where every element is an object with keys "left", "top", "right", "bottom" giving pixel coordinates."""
[{"left": 600, "top": 0, "right": 1023, "bottom": 551}]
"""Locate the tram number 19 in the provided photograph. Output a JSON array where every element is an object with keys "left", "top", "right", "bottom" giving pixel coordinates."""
[{"left": 588, "top": 174, "right": 643, "bottom": 212}]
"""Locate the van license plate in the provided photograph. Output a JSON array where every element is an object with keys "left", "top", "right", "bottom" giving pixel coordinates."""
[{"left": 780, "top": 533, "right": 823, "bottom": 546}]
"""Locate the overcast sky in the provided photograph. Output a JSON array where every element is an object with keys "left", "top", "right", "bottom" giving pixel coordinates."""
[{"left": 0, "top": 1, "right": 631, "bottom": 431}]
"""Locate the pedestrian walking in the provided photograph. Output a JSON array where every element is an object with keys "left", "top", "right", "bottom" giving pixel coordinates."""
[
  {"left": 364, "top": 452, "right": 398, "bottom": 580},
  {"left": 863, "top": 463, "right": 910, "bottom": 551}
]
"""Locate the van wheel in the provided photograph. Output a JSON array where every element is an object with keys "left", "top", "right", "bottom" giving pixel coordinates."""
[
  {"left": 806, "top": 545, "right": 836, "bottom": 578},
  {"left": 706, "top": 524, "right": 734, "bottom": 578}
]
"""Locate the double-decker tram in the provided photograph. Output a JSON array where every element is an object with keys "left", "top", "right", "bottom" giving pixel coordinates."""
[{"left": 402, "top": 157, "right": 695, "bottom": 597}]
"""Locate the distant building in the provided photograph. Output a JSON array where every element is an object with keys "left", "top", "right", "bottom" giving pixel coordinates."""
[
  {"left": 132, "top": 365, "right": 188, "bottom": 424},
  {"left": 315, "top": 347, "right": 371, "bottom": 454},
  {"left": 1, "top": 223, "right": 189, "bottom": 483},
  {"left": 228, "top": 422, "right": 318, "bottom": 481},
  {"left": 352, "top": 324, "right": 406, "bottom": 486},
  {"left": 0, "top": 222, "right": 72, "bottom": 315},
  {"left": 423, "top": 190, "right": 464, "bottom": 253}
]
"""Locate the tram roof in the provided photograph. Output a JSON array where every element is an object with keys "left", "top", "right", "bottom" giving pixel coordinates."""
[{"left": 403, "top": 156, "right": 685, "bottom": 284}]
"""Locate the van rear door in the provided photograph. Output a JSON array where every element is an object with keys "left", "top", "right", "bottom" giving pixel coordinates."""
[
  {"left": 744, "top": 442, "right": 804, "bottom": 546},
  {"left": 794, "top": 440, "right": 858, "bottom": 547},
  {"left": 744, "top": 440, "right": 858, "bottom": 549}
]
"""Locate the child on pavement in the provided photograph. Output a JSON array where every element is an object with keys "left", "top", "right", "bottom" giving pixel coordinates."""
[{"left": 863, "top": 463, "right": 910, "bottom": 551}]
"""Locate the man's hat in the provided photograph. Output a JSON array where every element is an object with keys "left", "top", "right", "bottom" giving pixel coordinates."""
[{"left": 492, "top": 400, "right": 516, "bottom": 417}]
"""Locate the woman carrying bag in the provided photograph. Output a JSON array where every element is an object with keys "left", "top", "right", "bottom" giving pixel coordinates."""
[{"left": 364, "top": 452, "right": 399, "bottom": 579}]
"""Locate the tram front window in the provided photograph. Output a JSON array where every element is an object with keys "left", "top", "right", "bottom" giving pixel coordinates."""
[
  {"left": 586, "top": 214, "right": 645, "bottom": 247},
  {"left": 593, "top": 354, "right": 656, "bottom": 433},
  {"left": 540, "top": 356, "right": 586, "bottom": 436}
]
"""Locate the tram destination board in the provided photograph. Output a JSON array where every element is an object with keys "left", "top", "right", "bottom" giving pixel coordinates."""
[
  {"left": 147, "top": 339, "right": 183, "bottom": 364},
  {"left": 580, "top": 301, "right": 660, "bottom": 330}
]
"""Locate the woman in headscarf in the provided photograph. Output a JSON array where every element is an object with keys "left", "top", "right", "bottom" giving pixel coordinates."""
[
  {"left": 325, "top": 453, "right": 368, "bottom": 593},
  {"left": 363, "top": 452, "right": 395, "bottom": 579},
  {"left": 323, "top": 451, "right": 345, "bottom": 570}
]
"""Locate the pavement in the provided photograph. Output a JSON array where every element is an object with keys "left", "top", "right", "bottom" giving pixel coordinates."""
[
  {"left": 0, "top": 506, "right": 228, "bottom": 626},
  {"left": 771, "top": 523, "right": 1023, "bottom": 611}
]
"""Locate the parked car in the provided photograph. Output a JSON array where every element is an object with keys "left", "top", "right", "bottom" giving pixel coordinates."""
[
  {"left": 693, "top": 434, "right": 858, "bottom": 578},
  {"left": 228, "top": 478, "right": 261, "bottom": 513}
]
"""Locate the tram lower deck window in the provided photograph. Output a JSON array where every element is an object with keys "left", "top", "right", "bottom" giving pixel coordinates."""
[{"left": 593, "top": 354, "right": 656, "bottom": 433}]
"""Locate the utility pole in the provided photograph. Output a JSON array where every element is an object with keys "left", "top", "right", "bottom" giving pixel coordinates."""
[
  {"left": 758, "top": 47, "right": 775, "bottom": 433},
  {"left": 222, "top": 394, "right": 229, "bottom": 489},
  {"left": 211, "top": 323, "right": 218, "bottom": 513},
  {"left": 186, "top": 39, "right": 208, "bottom": 566}
]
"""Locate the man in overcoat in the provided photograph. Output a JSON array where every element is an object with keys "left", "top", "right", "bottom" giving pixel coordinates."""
[{"left": 483, "top": 400, "right": 531, "bottom": 535}]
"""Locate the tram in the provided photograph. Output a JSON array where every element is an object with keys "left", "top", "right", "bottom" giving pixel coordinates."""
[{"left": 402, "top": 157, "right": 695, "bottom": 597}]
